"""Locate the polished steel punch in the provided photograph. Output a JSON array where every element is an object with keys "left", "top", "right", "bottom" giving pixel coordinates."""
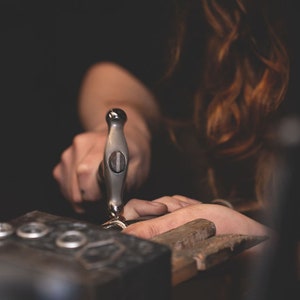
[{"left": 97, "top": 108, "right": 129, "bottom": 225}]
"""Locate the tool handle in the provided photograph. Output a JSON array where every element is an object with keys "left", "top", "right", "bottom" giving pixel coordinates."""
[{"left": 98, "top": 108, "right": 129, "bottom": 218}]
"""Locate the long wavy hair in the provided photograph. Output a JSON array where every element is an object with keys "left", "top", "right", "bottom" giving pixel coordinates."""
[{"left": 160, "top": 0, "right": 290, "bottom": 205}]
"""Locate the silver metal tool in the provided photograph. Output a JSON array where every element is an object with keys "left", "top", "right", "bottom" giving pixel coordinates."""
[{"left": 97, "top": 108, "right": 129, "bottom": 220}]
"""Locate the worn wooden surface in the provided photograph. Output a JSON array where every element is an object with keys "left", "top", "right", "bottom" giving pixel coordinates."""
[
  {"left": 151, "top": 218, "right": 216, "bottom": 251},
  {"left": 151, "top": 218, "right": 268, "bottom": 286}
]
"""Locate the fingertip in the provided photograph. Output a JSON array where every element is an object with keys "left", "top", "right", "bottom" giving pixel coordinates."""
[
  {"left": 73, "top": 204, "right": 85, "bottom": 214},
  {"left": 122, "top": 222, "right": 156, "bottom": 239},
  {"left": 145, "top": 201, "right": 168, "bottom": 215},
  {"left": 149, "top": 201, "right": 168, "bottom": 208}
]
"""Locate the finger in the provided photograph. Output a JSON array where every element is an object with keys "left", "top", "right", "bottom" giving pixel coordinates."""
[
  {"left": 53, "top": 149, "right": 83, "bottom": 204},
  {"left": 122, "top": 199, "right": 168, "bottom": 220},
  {"left": 171, "top": 195, "right": 201, "bottom": 205},
  {"left": 122, "top": 195, "right": 200, "bottom": 221},
  {"left": 76, "top": 159, "right": 100, "bottom": 201},
  {"left": 72, "top": 202, "right": 86, "bottom": 214},
  {"left": 126, "top": 145, "right": 150, "bottom": 192},
  {"left": 66, "top": 147, "right": 84, "bottom": 204},
  {"left": 75, "top": 138, "right": 105, "bottom": 202},
  {"left": 122, "top": 204, "right": 200, "bottom": 238},
  {"left": 152, "top": 195, "right": 200, "bottom": 212}
]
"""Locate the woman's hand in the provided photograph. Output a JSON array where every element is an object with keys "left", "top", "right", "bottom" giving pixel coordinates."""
[
  {"left": 122, "top": 195, "right": 269, "bottom": 240},
  {"left": 52, "top": 123, "right": 151, "bottom": 213}
]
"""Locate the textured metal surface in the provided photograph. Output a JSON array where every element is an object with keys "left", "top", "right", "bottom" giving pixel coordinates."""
[{"left": 0, "top": 211, "right": 171, "bottom": 300}]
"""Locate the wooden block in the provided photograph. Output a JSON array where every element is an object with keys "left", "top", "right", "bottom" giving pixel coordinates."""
[
  {"left": 187, "top": 234, "right": 268, "bottom": 270},
  {"left": 171, "top": 253, "right": 198, "bottom": 286},
  {"left": 151, "top": 218, "right": 216, "bottom": 251},
  {"left": 151, "top": 219, "right": 268, "bottom": 286}
]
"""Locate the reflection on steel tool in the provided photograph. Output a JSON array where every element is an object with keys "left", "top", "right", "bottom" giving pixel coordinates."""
[{"left": 97, "top": 108, "right": 129, "bottom": 222}]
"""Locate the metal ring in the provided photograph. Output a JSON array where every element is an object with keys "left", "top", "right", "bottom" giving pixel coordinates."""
[
  {"left": 101, "top": 218, "right": 127, "bottom": 231},
  {"left": 211, "top": 199, "right": 234, "bottom": 209},
  {"left": 16, "top": 222, "right": 50, "bottom": 239},
  {"left": 56, "top": 230, "right": 87, "bottom": 249},
  {"left": 0, "top": 223, "right": 14, "bottom": 239}
]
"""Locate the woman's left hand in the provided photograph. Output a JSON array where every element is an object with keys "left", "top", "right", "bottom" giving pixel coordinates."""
[{"left": 122, "top": 195, "right": 269, "bottom": 241}]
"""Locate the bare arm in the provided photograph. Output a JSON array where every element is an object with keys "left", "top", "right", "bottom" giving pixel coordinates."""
[
  {"left": 53, "top": 62, "right": 161, "bottom": 212},
  {"left": 78, "top": 61, "right": 161, "bottom": 136}
]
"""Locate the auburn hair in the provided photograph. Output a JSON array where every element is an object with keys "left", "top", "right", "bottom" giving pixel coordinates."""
[{"left": 161, "top": 0, "right": 290, "bottom": 203}]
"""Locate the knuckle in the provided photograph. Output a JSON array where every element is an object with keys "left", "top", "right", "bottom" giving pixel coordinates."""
[
  {"left": 52, "top": 166, "right": 59, "bottom": 179},
  {"left": 72, "top": 133, "right": 86, "bottom": 146}
]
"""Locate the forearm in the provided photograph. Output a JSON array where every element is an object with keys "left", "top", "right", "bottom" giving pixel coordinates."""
[{"left": 78, "top": 61, "right": 161, "bottom": 139}]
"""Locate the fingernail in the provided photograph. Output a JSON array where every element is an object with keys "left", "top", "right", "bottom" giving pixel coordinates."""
[{"left": 150, "top": 202, "right": 166, "bottom": 207}]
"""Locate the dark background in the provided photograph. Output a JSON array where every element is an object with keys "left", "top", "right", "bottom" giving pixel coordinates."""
[
  {"left": 0, "top": 0, "right": 298, "bottom": 222},
  {"left": 0, "top": 2, "right": 299, "bottom": 298},
  {"left": 0, "top": 0, "right": 170, "bottom": 221}
]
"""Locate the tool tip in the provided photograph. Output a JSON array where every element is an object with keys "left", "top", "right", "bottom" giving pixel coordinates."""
[{"left": 109, "top": 204, "right": 124, "bottom": 218}]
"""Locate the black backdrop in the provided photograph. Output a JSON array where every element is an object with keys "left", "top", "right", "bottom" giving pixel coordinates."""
[
  {"left": 0, "top": 0, "right": 170, "bottom": 221},
  {"left": 0, "top": 0, "right": 298, "bottom": 222}
]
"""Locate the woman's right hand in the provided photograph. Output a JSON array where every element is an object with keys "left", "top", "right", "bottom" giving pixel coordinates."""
[
  {"left": 53, "top": 62, "right": 160, "bottom": 213},
  {"left": 52, "top": 123, "right": 152, "bottom": 213}
]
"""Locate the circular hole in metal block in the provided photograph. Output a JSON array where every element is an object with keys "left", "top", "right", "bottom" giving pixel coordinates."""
[
  {"left": 0, "top": 223, "right": 14, "bottom": 239},
  {"left": 76, "top": 239, "right": 126, "bottom": 270},
  {"left": 56, "top": 230, "right": 88, "bottom": 249},
  {"left": 16, "top": 222, "right": 50, "bottom": 239}
]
